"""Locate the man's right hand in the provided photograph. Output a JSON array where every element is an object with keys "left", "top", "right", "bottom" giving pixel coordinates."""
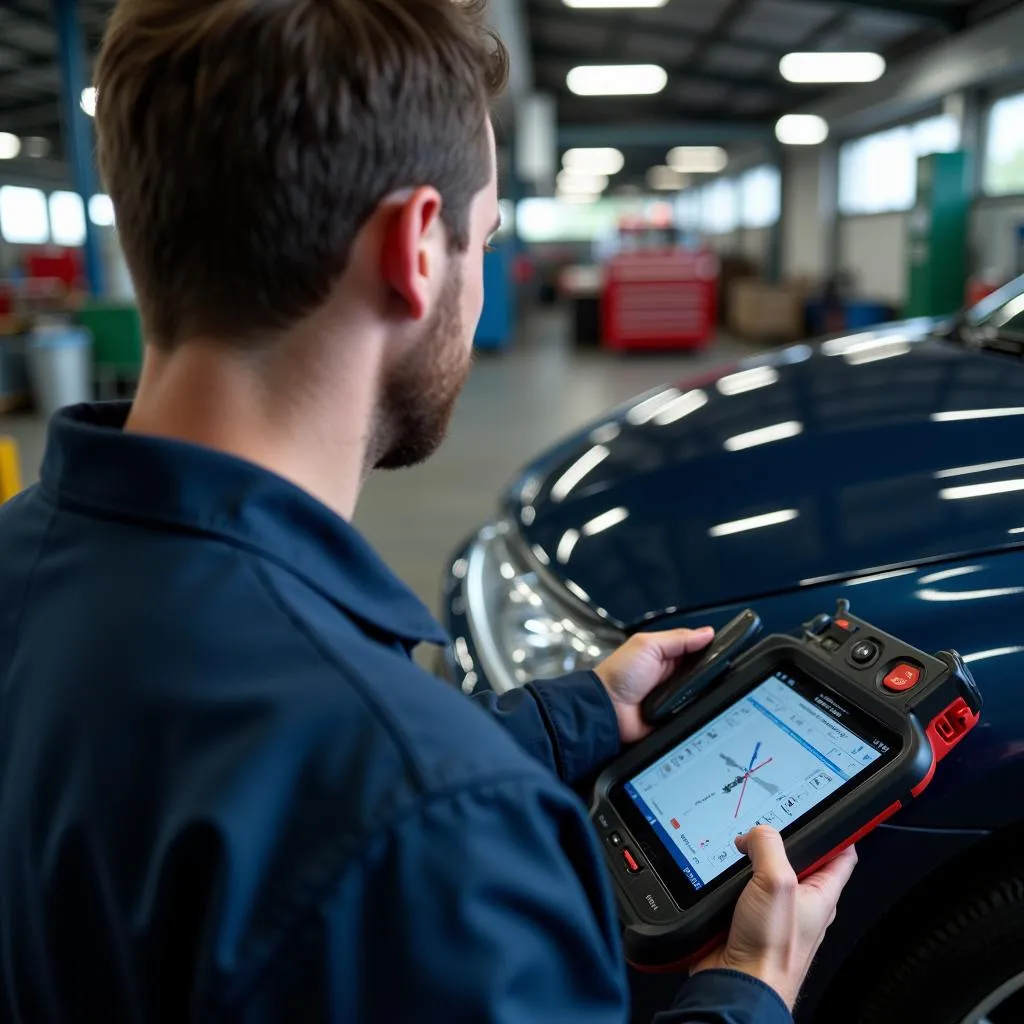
[{"left": 691, "top": 826, "right": 858, "bottom": 1011}]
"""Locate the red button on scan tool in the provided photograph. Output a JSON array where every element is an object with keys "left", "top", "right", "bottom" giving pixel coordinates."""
[{"left": 884, "top": 663, "right": 921, "bottom": 693}]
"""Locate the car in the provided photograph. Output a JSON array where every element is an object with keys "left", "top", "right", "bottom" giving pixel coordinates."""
[{"left": 440, "top": 276, "right": 1024, "bottom": 1024}]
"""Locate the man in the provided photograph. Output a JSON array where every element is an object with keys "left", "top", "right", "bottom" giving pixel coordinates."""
[{"left": 0, "top": 1, "right": 855, "bottom": 1021}]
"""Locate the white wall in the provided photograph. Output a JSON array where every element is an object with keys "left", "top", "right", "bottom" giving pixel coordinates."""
[
  {"left": 972, "top": 200, "right": 1024, "bottom": 280},
  {"left": 782, "top": 149, "right": 825, "bottom": 282},
  {"left": 838, "top": 214, "right": 908, "bottom": 305},
  {"left": 740, "top": 227, "right": 771, "bottom": 269}
]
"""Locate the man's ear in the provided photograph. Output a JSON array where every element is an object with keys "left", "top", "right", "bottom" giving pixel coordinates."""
[{"left": 380, "top": 187, "right": 444, "bottom": 321}]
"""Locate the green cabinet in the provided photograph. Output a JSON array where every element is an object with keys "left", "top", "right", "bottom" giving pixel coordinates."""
[{"left": 906, "top": 150, "right": 970, "bottom": 319}]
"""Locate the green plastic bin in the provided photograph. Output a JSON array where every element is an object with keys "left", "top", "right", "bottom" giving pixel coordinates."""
[{"left": 76, "top": 304, "right": 143, "bottom": 397}]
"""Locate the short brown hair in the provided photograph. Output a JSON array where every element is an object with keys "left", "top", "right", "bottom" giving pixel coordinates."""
[{"left": 95, "top": 0, "right": 508, "bottom": 348}]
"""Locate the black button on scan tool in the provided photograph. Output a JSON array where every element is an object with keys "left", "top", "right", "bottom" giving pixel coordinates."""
[{"left": 850, "top": 640, "right": 880, "bottom": 666}]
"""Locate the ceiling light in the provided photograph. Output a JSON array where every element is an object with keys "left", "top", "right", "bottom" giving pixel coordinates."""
[
  {"left": 89, "top": 194, "right": 115, "bottom": 227},
  {"left": 563, "top": 148, "right": 625, "bottom": 175},
  {"left": 709, "top": 510, "right": 800, "bottom": 538},
  {"left": 0, "top": 133, "right": 20, "bottom": 160},
  {"left": 23, "top": 136, "right": 49, "bottom": 159},
  {"left": 724, "top": 421, "right": 804, "bottom": 452},
  {"left": 80, "top": 87, "right": 97, "bottom": 117},
  {"left": 667, "top": 146, "right": 728, "bottom": 174},
  {"left": 567, "top": 64, "right": 668, "bottom": 97},
  {"left": 564, "top": 0, "right": 668, "bottom": 6},
  {"left": 775, "top": 114, "right": 829, "bottom": 145},
  {"left": 780, "top": 52, "right": 886, "bottom": 84},
  {"left": 557, "top": 170, "right": 609, "bottom": 193},
  {"left": 647, "top": 165, "right": 689, "bottom": 191}
]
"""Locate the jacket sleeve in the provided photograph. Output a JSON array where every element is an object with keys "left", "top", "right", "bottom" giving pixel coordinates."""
[
  {"left": 233, "top": 773, "right": 793, "bottom": 1024},
  {"left": 656, "top": 971, "right": 793, "bottom": 1024},
  {"left": 470, "top": 671, "right": 621, "bottom": 786}
]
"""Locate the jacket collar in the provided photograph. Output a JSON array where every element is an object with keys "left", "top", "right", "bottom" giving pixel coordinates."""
[{"left": 40, "top": 403, "right": 448, "bottom": 647}]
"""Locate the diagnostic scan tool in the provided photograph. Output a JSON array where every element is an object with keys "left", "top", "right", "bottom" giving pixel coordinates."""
[{"left": 591, "top": 601, "right": 982, "bottom": 970}]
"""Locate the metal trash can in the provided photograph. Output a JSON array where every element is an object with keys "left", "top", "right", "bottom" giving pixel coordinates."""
[{"left": 26, "top": 325, "right": 93, "bottom": 419}]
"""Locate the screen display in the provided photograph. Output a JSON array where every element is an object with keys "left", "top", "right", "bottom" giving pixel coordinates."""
[{"left": 624, "top": 670, "right": 895, "bottom": 891}]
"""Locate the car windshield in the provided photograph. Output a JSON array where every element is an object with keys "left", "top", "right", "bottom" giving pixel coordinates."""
[{"left": 962, "top": 275, "right": 1024, "bottom": 353}]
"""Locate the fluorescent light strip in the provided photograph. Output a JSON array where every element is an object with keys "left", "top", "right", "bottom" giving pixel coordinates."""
[
  {"left": 667, "top": 146, "right": 728, "bottom": 174},
  {"left": 845, "top": 342, "right": 910, "bottom": 365},
  {"left": 776, "top": 114, "right": 828, "bottom": 146},
  {"left": 932, "top": 408, "right": 1024, "bottom": 423},
  {"left": 918, "top": 566, "right": 981, "bottom": 585},
  {"left": 550, "top": 445, "right": 610, "bottom": 502},
  {"left": 935, "top": 457, "right": 1024, "bottom": 479},
  {"left": 557, "top": 530, "right": 580, "bottom": 564},
  {"left": 567, "top": 64, "right": 667, "bottom": 97},
  {"left": 717, "top": 366, "right": 779, "bottom": 396},
  {"left": 917, "top": 586, "right": 1024, "bottom": 603},
  {"left": 725, "top": 421, "right": 804, "bottom": 452},
  {"left": 845, "top": 569, "right": 918, "bottom": 586},
  {"left": 627, "top": 388, "right": 682, "bottom": 425},
  {"left": 563, "top": 148, "right": 625, "bottom": 175},
  {"left": 564, "top": 0, "right": 668, "bottom": 6},
  {"left": 709, "top": 509, "right": 799, "bottom": 538},
  {"left": 780, "top": 52, "right": 886, "bottom": 84},
  {"left": 963, "top": 646, "right": 1024, "bottom": 664},
  {"left": 582, "top": 507, "right": 629, "bottom": 537},
  {"left": 939, "top": 479, "right": 1024, "bottom": 501},
  {"left": 654, "top": 389, "right": 708, "bottom": 426}
]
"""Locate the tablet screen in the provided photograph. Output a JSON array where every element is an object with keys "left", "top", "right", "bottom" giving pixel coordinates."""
[{"left": 622, "top": 668, "right": 899, "bottom": 892}]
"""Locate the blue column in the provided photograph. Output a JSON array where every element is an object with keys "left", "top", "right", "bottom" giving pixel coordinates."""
[{"left": 53, "top": 0, "right": 104, "bottom": 297}]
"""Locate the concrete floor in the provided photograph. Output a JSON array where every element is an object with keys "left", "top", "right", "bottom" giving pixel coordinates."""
[{"left": 0, "top": 307, "right": 757, "bottom": 617}]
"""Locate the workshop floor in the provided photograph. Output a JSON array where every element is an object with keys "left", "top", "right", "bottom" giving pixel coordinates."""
[{"left": 1, "top": 307, "right": 758, "bottom": 618}]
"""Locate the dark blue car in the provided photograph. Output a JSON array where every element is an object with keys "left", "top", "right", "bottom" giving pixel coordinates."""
[{"left": 442, "top": 277, "right": 1024, "bottom": 1024}]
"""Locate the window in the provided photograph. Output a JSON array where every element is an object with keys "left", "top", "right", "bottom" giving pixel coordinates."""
[
  {"left": 49, "top": 191, "right": 86, "bottom": 246},
  {"left": 739, "top": 165, "right": 781, "bottom": 228},
  {"left": 984, "top": 92, "right": 1024, "bottom": 196},
  {"left": 701, "top": 178, "right": 738, "bottom": 234},
  {"left": 839, "top": 114, "right": 961, "bottom": 215},
  {"left": 675, "top": 188, "right": 702, "bottom": 230},
  {"left": 0, "top": 185, "right": 49, "bottom": 244}
]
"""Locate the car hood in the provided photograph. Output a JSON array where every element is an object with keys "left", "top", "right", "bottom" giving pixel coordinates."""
[{"left": 505, "top": 324, "right": 1024, "bottom": 628}]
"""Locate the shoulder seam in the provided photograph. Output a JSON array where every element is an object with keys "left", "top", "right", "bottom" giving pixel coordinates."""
[{"left": 242, "top": 552, "right": 433, "bottom": 794}]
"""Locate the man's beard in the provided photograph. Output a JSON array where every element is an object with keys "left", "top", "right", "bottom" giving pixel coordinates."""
[{"left": 373, "top": 269, "right": 473, "bottom": 471}]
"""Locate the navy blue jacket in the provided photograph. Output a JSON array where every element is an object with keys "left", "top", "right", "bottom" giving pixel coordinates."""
[{"left": 0, "top": 404, "right": 791, "bottom": 1023}]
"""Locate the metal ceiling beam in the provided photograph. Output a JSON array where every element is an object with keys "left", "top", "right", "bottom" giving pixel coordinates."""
[
  {"left": 528, "top": 8, "right": 783, "bottom": 56},
  {"left": 783, "top": 0, "right": 966, "bottom": 31},
  {"left": 805, "top": 0, "right": 1024, "bottom": 134},
  {"left": 532, "top": 42, "right": 796, "bottom": 95},
  {"left": 559, "top": 120, "right": 774, "bottom": 148}
]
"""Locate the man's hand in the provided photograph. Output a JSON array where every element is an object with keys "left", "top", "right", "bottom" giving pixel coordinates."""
[
  {"left": 692, "top": 827, "right": 858, "bottom": 1011},
  {"left": 594, "top": 628, "right": 714, "bottom": 744}
]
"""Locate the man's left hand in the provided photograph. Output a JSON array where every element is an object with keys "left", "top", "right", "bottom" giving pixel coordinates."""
[{"left": 595, "top": 628, "right": 714, "bottom": 744}]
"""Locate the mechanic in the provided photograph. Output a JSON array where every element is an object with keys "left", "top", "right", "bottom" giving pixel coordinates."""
[{"left": 0, "top": 1, "right": 857, "bottom": 1021}]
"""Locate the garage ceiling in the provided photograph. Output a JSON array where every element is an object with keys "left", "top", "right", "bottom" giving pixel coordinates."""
[
  {"left": 530, "top": 0, "right": 1001, "bottom": 125},
  {"left": 0, "top": 0, "right": 1014, "bottom": 172}
]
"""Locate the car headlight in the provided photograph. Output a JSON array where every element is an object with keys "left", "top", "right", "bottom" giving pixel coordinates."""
[{"left": 462, "top": 521, "right": 623, "bottom": 693}]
